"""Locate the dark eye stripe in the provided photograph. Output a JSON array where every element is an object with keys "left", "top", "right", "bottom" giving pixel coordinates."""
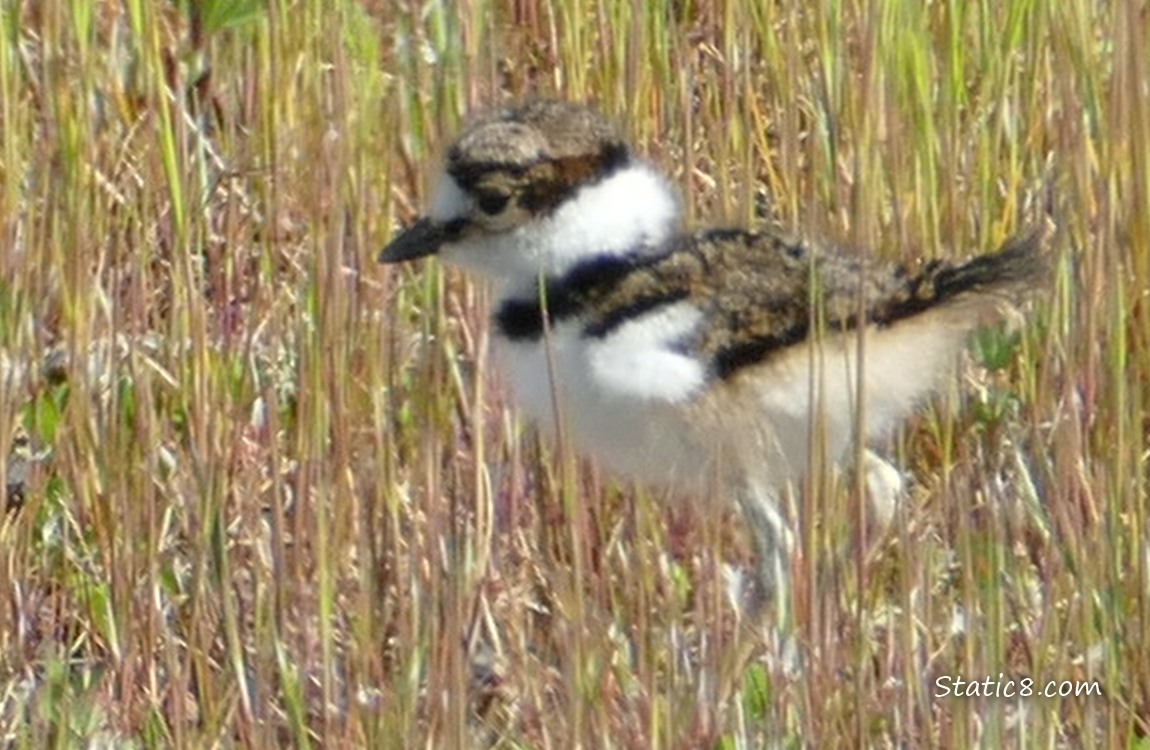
[{"left": 443, "top": 218, "right": 468, "bottom": 238}]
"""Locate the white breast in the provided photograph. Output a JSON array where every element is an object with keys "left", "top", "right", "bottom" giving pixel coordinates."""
[{"left": 495, "top": 301, "right": 713, "bottom": 491}]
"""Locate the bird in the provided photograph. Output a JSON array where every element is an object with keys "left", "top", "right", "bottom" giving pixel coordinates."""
[{"left": 380, "top": 99, "right": 1047, "bottom": 618}]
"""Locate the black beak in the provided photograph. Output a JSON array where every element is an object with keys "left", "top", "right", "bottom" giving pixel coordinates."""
[{"left": 379, "top": 217, "right": 446, "bottom": 263}]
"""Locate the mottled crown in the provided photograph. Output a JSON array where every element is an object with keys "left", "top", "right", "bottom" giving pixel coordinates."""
[{"left": 445, "top": 100, "right": 631, "bottom": 215}]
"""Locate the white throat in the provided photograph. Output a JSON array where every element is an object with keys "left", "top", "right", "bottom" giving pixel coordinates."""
[{"left": 436, "top": 162, "right": 682, "bottom": 292}]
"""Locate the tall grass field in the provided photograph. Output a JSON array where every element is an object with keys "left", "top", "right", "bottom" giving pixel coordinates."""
[{"left": 1, "top": 1, "right": 1146, "bottom": 747}]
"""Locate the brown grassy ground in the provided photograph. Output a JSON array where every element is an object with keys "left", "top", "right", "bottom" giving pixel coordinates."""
[{"left": 0, "top": 1, "right": 1146, "bottom": 747}]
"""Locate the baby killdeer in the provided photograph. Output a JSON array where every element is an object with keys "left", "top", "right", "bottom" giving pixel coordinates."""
[{"left": 381, "top": 100, "right": 1046, "bottom": 614}]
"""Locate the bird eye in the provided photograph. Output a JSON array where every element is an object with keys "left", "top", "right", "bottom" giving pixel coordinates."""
[{"left": 477, "top": 192, "right": 510, "bottom": 215}]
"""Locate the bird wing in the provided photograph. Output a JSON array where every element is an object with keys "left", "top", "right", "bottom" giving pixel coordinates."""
[{"left": 579, "top": 227, "right": 1047, "bottom": 381}]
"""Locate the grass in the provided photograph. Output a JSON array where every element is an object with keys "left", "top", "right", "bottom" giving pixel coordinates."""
[{"left": 0, "top": 0, "right": 1146, "bottom": 747}]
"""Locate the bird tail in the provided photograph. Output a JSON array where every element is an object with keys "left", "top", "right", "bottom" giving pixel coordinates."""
[{"left": 932, "top": 224, "right": 1053, "bottom": 302}]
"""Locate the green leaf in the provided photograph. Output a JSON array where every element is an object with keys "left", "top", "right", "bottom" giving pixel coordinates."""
[
  {"left": 202, "top": 0, "right": 267, "bottom": 34},
  {"left": 742, "top": 662, "right": 772, "bottom": 721},
  {"left": 173, "top": 0, "right": 267, "bottom": 35},
  {"left": 971, "top": 324, "right": 1021, "bottom": 372}
]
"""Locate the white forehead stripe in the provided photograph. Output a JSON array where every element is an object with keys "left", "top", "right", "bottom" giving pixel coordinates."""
[{"left": 429, "top": 173, "right": 473, "bottom": 222}]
